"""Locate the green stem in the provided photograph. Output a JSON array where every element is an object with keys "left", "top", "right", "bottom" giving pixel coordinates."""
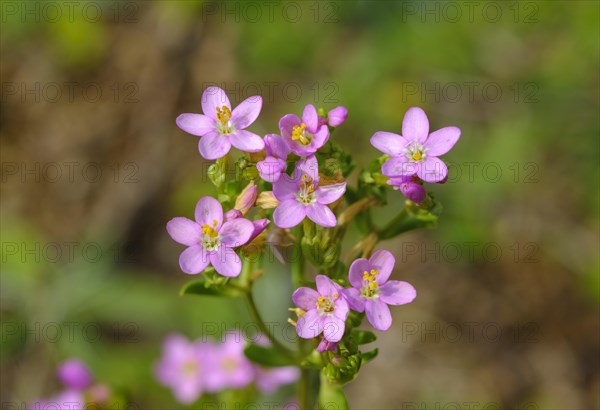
[
  {"left": 377, "top": 208, "right": 409, "bottom": 239},
  {"left": 244, "top": 291, "right": 297, "bottom": 361},
  {"left": 292, "top": 225, "right": 306, "bottom": 288}
]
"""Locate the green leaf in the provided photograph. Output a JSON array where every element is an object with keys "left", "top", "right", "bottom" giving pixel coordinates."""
[
  {"left": 179, "top": 278, "right": 243, "bottom": 298},
  {"left": 319, "top": 371, "right": 350, "bottom": 410},
  {"left": 360, "top": 348, "right": 379, "bottom": 364},
  {"left": 243, "top": 344, "right": 296, "bottom": 367},
  {"left": 352, "top": 330, "right": 377, "bottom": 345}
]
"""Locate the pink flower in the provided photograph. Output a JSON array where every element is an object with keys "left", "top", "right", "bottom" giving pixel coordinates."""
[
  {"left": 166, "top": 196, "right": 255, "bottom": 277},
  {"left": 155, "top": 334, "right": 211, "bottom": 404},
  {"left": 31, "top": 390, "right": 85, "bottom": 410},
  {"left": 318, "top": 106, "right": 348, "bottom": 128},
  {"left": 316, "top": 337, "right": 338, "bottom": 353},
  {"left": 292, "top": 275, "right": 349, "bottom": 342},
  {"left": 57, "top": 359, "right": 92, "bottom": 390},
  {"left": 387, "top": 176, "right": 426, "bottom": 204},
  {"left": 279, "top": 104, "right": 329, "bottom": 157},
  {"left": 176, "top": 87, "right": 264, "bottom": 160},
  {"left": 255, "top": 366, "right": 300, "bottom": 394},
  {"left": 272, "top": 156, "right": 346, "bottom": 229},
  {"left": 257, "top": 134, "right": 290, "bottom": 183},
  {"left": 204, "top": 334, "right": 254, "bottom": 392},
  {"left": 371, "top": 107, "right": 460, "bottom": 183},
  {"left": 342, "top": 250, "right": 416, "bottom": 331}
]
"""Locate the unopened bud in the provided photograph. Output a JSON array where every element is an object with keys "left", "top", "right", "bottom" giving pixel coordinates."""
[
  {"left": 257, "top": 191, "right": 279, "bottom": 209},
  {"left": 235, "top": 181, "right": 257, "bottom": 215}
]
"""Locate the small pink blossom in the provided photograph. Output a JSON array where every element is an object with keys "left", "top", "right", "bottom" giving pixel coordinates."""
[{"left": 279, "top": 104, "right": 329, "bottom": 157}]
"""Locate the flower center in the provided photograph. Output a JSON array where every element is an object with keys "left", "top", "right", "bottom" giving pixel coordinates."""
[
  {"left": 297, "top": 174, "right": 317, "bottom": 205},
  {"left": 215, "top": 106, "right": 234, "bottom": 134},
  {"left": 406, "top": 142, "right": 426, "bottom": 163},
  {"left": 292, "top": 123, "right": 311, "bottom": 145},
  {"left": 361, "top": 269, "right": 380, "bottom": 299},
  {"left": 221, "top": 357, "right": 238, "bottom": 373},
  {"left": 201, "top": 220, "right": 221, "bottom": 251},
  {"left": 182, "top": 360, "right": 198, "bottom": 376},
  {"left": 316, "top": 294, "right": 338, "bottom": 315}
]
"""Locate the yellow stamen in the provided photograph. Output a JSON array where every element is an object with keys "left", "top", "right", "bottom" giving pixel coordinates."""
[
  {"left": 202, "top": 224, "right": 219, "bottom": 238},
  {"left": 292, "top": 123, "right": 310, "bottom": 145},
  {"left": 216, "top": 106, "right": 232, "bottom": 126},
  {"left": 411, "top": 151, "right": 423, "bottom": 161},
  {"left": 316, "top": 295, "right": 335, "bottom": 313}
]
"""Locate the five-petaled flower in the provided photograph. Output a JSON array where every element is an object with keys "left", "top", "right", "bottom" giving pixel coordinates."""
[
  {"left": 279, "top": 104, "right": 330, "bottom": 157},
  {"left": 342, "top": 249, "right": 417, "bottom": 331},
  {"left": 272, "top": 155, "right": 346, "bottom": 229},
  {"left": 257, "top": 133, "right": 291, "bottom": 183},
  {"left": 293, "top": 275, "right": 349, "bottom": 342},
  {"left": 166, "top": 196, "right": 254, "bottom": 277},
  {"left": 371, "top": 106, "right": 460, "bottom": 183},
  {"left": 176, "top": 86, "right": 265, "bottom": 160}
]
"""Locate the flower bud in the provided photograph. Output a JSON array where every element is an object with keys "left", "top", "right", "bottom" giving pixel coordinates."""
[
  {"left": 256, "top": 191, "right": 279, "bottom": 209},
  {"left": 235, "top": 182, "right": 257, "bottom": 215},
  {"left": 57, "top": 359, "right": 92, "bottom": 390}
]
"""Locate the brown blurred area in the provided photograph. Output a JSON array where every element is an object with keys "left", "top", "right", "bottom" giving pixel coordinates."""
[{"left": 1, "top": 1, "right": 599, "bottom": 409}]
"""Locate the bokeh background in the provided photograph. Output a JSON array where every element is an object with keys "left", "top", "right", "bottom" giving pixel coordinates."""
[{"left": 1, "top": 1, "right": 599, "bottom": 409}]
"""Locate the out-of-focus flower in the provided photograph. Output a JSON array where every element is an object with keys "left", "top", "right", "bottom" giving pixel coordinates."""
[
  {"left": 176, "top": 87, "right": 264, "bottom": 160},
  {"left": 166, "top": 196, "right": 254, "bottom": 277},
  {"left": 387, "top": 176, "right": 426, "bottom": 204},
  {"left": 205, "top": 334, "right": 254, "bottom": 391},
  {"left": 342, "top": 249, "right": 416, "bottom": 331},
  {"left": 272, "top": 156, "right": 346, "bottom": 228},
  {"left": 234, "top": 181, "right": 258, "bottom": 215},
  {"left": 255, "top": 366, "right": 300, "bottom": 394},
  {"left": 57, "top": 359, "right": 93, "bottom": 390},
  {"left": 318, "top": 106, "right": 348, "bottom": 128},
  {"left": 292, "top": 275, "right": 349, "bottom": 342},
  {"left": 31, "top": 390, "right": 85, "bottom": 410},
  {"left": 279, "top": 104, "right": 329, "bottom": 156},
  {"left": 257, "top": 134, "right": 291, "bottom": 183},
  {"left": 155, "top": 334, "right": 210, "bottom": 404},
  {"left": 371, "top": 107, "right": 460, "bottom": 182}
]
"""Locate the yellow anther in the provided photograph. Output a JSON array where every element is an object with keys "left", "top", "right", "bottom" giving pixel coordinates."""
[
  {"left": 292, "top": 123, "right": 310, "bottom": 145},
  {"left": 368, "top": 282, "right": 378, "bottom": 291},
  {"left": 213, "top": 219, "right": 218, "bottom": 227},
  {"left": 202, "top": 224, "right": 219, "bottom": 238},
  {"left": 333, "top": 293, "right": 339, "bottom": 299},
  {"left": 216, "top": 106, "right": 232, "bottom": 126},
  {"left": 411, "top": 151, "right": 423, "bottom": 161},
  {"left": 316, "top": 295, "right": 335, "bottom": 313},
  {"left": 371, "top": 269, "right": 379, "bottom": 276}
]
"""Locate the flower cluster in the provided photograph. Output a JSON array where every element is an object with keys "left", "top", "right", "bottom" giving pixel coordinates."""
[
  {"left": 169, "top": 86, "right": 461, "bottom": 405},
  {"left": 155, "top": 333, "right": 299, "bottom": 404},
  {"left": 31, "top": 359, "right": 112, "bottom": 409}
]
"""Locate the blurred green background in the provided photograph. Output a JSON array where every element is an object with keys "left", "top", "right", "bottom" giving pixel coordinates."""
[{"left": 1, "top": 1, "right": 599, "bottom": 408}]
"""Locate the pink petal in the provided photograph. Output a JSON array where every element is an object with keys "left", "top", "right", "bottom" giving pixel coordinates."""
[
  {"left": 257, "top": 157, "right": 287, "bottom": 183},
  {"left": 210, "top": 246, "right": 242, "bottom": 277},
  {"left": 348, "top": 258, "right": 370, "bottom": 288},
  {"left": 306, "top": 203, "right": 336, "bottom": 228},
  {"left": 292, "top": 287, "right": 319, "bottom": 310},
  {"left": 323, "top": 316, "right": 345, "bottom": 342},
  {"left": 327, "top": 106, "right": 348, "bottom": 127},
  {"left": 278, "top": 113, "right": 301, "bottom": 138},
  {"left": 402, "top": 107, "right": 429, "bottom": 143},
  {"left": 316, "top": 182, "right": 346, "bottom": 205},
  {"left": 365, "top": 299, "right": 392, "bottom": 331},
  {"left": 309, "top": 125, "right": 329, "bottom": 150},
  {"left": 417, "top": 156, "right": 448, "bottom": 183},
  {"left": 333, "top": 297, "right": 349, "bottom": 320},
  {"left": 231, "top": 96, "right": 262, "bottom": 129},
  {"left": 166, "top": 217, "right": 202, "bottom": 246},
  {"left": 381, "top": 156, "right": 418, "bottom": 178},
  {"left": 302, "top": 104, "right": 319, "bottom": 132},
  {"left": 315, "top": 275, "right": 339, "bottom": 297},
  {"left": 179, "top": 245, "right": 210, "bottom": 274},
  {"left": 198, "top": 132, "right": 231, "bottom": 160},
  {"left": 294, "top": 155, "right": 319, "bottom": 183},
  {"left": 194, "top": 196, "right": 223, "bottom": 229},
  {"left": 176, "top": 113, "right": 216, "bottom": 137},
  {"left": 272, "top": 175, "right": 299, "bottom": 201},
  {"left": 296, "top": 309, "right": 323, "bottom": 339},
  {"left": 369, "top": 249, "right": 395, "bottom": 283},
  {"left": 201, "top": 87, "right": 231, "bottom": 119},
  {"left": 264, "top": 133, "right": 290, "bottom": 159},
  {"left": 229, "top": 130, "right": 265, "bottom": 153},
  {"left": 370, "top": 131, "right": 407, "bottom": 156},
  {"left": 379, "top": 280, "right": 417, "bottom": 305},
  {"left": 424, "top": 126, "right": 461, "bottom": 156},
  {"left": 273, "top": 200, "right": 306, "bottom": 229},
  {"left": 219, "top": 218, "right": 254, "bottom": 247},
  {"left": 341, "top": 288, "right": 365, "bottom": 312}
]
